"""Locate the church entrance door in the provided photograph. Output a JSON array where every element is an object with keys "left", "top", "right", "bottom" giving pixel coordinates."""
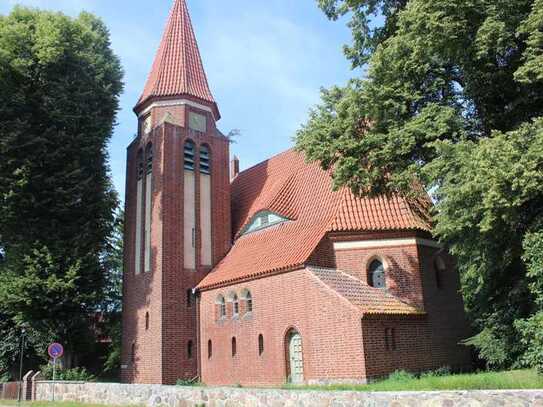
[{"left": 287, "top": 330, "right": 304, "bottom": 384}]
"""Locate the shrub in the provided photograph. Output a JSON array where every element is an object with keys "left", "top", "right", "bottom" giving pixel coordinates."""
[
  {"left": 516, "top": 312, "right": 543, "bottom": 375},
  {"left": 176, "top": 377, "right": 202, "bottom": 386},
  {"left": 387, "top": 370, "right": 415, "bottom": 382},
  {"left": 40, "top": 364, "right": 95, "bottom": 381},
  {"left": 420, "top": 366, "right": 452, "bottom": 378}
]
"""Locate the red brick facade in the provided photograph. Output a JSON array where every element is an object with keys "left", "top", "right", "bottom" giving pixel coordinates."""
[{"left": 122, "top": 0, "right": 472, "bottom": 386}]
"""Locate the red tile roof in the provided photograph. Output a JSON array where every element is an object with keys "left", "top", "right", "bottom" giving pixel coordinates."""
[
  {"left": 198, "top": 149, "right": 432, "bottom": 290},
  {"left": 309, "top": 267, "right": 423, "bottom": 315},
  {"left": 135, "top": 0, "right": 218, "bottom": 116}
]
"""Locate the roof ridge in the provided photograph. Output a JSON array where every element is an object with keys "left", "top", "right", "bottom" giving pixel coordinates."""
[{"left": 233, "top": 148, "right": 297, "bottom": 180}]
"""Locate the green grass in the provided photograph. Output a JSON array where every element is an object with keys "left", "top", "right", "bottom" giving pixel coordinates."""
[{"left": 283, "top": 369, "right": 543, "bottom": 392}]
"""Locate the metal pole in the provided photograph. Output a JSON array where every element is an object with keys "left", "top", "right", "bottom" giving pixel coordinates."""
[
  {"left": 17, "top": 329, "right": 25, "bottom": 404},
  {"left": 52, "top": 357, "right": 56, "bottom": 402}
]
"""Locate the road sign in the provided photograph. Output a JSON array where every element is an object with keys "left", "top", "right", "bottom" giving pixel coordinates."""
[{"left": 48, "top": 343, "right": 64, "bottom": 359}]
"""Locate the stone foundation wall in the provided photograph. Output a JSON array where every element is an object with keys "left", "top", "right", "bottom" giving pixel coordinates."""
[{"left": 35, "top": 381, "right": 543, "bottom": 407}]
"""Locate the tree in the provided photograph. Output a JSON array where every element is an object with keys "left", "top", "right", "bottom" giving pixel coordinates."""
[
  {"left": 100, "top": 210, "right": 123, "bottom": 377},
  {"left": 297, "top": 0, "right": 543, "bottom": 369},
  {"left": 0, "top": 6, "right": 123, "bottom": 374}
]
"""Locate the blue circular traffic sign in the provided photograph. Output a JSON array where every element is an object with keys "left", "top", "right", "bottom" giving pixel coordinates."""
[{"left": 48, "top": 343, "right": 64, "bottom": 359}]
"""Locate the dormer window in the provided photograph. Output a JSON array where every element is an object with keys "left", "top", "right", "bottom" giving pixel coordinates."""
[{"left": 241, "top": 211, "right": 289, "bottom": 235}]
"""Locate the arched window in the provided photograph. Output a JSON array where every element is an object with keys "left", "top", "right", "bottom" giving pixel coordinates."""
[
  {"left": 199, "top": 144, "right": 212, "bottom": 266},
  {"left": 200, "top": 144, "right": 211, "bottom": 174},
  {"left": 231, "top": 337, "right": 237, "bottom": 357},
  {"left": 145, "top": 312, "right": 149, "bottom": 330},
  {"left": 258, "top": 334, "right": 264, "bottom": 356},
  {"left": 216, "top": 295, "right": 226, "bottom": 319},
  {"left": 184, "top": 140, "right": 195, "bottom": 171},
  {"left": 135, "top": 149, "right": 144, "bottom": 275},
  {"left": 369, "top": 259, "right": 386, "bottom": 288},
  {"left": 246, "top": 291, "right": 253, "bottom": 313},
  {"left": 207, "top": 339, "right": 212, "bottom": 359},
  {"left": 232, "top": 294, "right": 239, "bottom": 317},
  {"left": 144, "top": 143, "right": 153, "bottom": 273},
  {"left": 434, "top": 257, "right": 446, "bottom": 289},
  {"left": 187, "top": 340, "right": 193, "bottom": 359},
  {"left": 183, "top": 139, "right": 196, "bottom": 269}
]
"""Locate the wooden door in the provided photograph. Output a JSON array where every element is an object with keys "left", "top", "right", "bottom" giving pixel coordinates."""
[{"left": 288, "top": 331, "right": 304, "bottom": 384}]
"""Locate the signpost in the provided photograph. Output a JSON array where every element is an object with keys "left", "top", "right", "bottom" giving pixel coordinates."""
[{"left": 47, "top": 343, "right": 64, "bottom": 401}]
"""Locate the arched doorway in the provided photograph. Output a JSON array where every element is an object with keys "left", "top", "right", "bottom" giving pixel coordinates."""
[{"left": 286, "top": 329, "right": 304, "bottom": 384}]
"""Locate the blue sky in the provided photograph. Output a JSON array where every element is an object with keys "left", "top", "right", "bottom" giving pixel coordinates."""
[{"left": 1, "top": 0, "right": 359, "bottom": 200}]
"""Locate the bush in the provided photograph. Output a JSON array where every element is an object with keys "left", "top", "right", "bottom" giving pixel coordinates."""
[
  {"left": 176, "top": 377, "right": 202, "bottom": 386},
  {"left": 516, "top": 312, "right": 543, "bottom": 375},
  {"left": 40, "top": 364, "right": 95, "bottom": 381},
  {"left": 387, "top": 370, "right": 415, "bottom": 382},
  {"left": 420, "top": 366, "right": 452, "bottom": 378}
]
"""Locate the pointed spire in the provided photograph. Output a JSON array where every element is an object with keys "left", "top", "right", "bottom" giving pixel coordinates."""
[{"left": 135, "top": 0, "right": 219, "bottom": 118}]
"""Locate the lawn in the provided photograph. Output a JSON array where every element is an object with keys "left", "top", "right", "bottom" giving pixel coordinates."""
[{"left": 283, "top": 369, "right": 543, "bottom": 392}]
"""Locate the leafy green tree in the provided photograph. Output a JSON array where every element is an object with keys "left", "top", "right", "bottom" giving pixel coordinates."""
[
  {"left": 100, "top": 211, "right": 123, "bottom": 377},
  {"left": 297, "top": 0, "right": 543, "bottom": 369},
  {"left": 0, "top": 6, "right": 123, "bottom": 373}
]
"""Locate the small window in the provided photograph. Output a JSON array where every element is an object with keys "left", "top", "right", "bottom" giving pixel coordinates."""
[
  {"left": 233, "top": 294, "right": 239, "bottom": 317},
  {"left": 131, "top": 342, "right": 136, "bottom": 363},
  {"left": 208, "top": 339, "right": 212, "bottom": 359},
  {"left": 187, "top": 340, "right": 193, "bottom": 359},
  {"left": 231, "top": 337, "right": 237, "bottom": 357},
  {"left": 145, "top": 312, "right": 149, "bottom": 330},
  {"left": 369, "top": 259, "right": 386, "bottom": 288},
  {"left": 385, "top": 328, "right": 397, "bottom": 351},
  {"left": 258, "top": 334, "right": 264, "bottom": 356},
  {"left": 434, "top": 257, "right": 446, "bottom": 289},
  {"left": 200, "top": 145, "right": 210, "bottom": 174},
  {"left": 186, "top": 289, "right": 193, "bottom": 308},
  {"left": 184, "top": 140, "right": 195, "bottom": 171},
  {"left": 246, "top": 291, "right": 253, "bottom": 313},
  {"left": 242, "top": 211, "right": 289, "bottom": 235}
]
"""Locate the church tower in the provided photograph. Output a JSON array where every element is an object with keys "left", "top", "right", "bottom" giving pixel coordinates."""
[{"left": 122, "top": 0, "right": 231, "bottom": 384}]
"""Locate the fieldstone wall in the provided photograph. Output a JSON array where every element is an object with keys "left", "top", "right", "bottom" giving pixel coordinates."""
[{"left": 35, "top": 381, "right": 543, "bottom": 407}]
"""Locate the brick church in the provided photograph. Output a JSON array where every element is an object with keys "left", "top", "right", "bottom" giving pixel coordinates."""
[{"left": 122, "top": 0, "right": 471, "bottom": 386}]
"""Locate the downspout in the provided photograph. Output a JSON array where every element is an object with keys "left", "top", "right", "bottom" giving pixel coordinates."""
[{"left": 193, "top": 288, "right": 201, "bottom": 381}]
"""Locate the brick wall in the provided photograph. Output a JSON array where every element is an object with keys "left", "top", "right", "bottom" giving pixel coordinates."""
[{"left": 199, "top": 268, "right": 366, "bottom": 386}]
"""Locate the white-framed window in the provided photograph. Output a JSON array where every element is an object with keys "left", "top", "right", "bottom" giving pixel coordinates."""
[
  {"left": 241, "top": 211, "right": 289, "bottom": 235},
  {"left": 233, "top": 294, "right": 239, "bottom": 317},
  {"left": 241, "top": 289, "right": 253, "bottom": 314},
  {"left": 216, "top": 295, "right": 226, "bottom": 319},
  {"left": 369, "top": 259, "right": 386, "bottom": 289}
]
